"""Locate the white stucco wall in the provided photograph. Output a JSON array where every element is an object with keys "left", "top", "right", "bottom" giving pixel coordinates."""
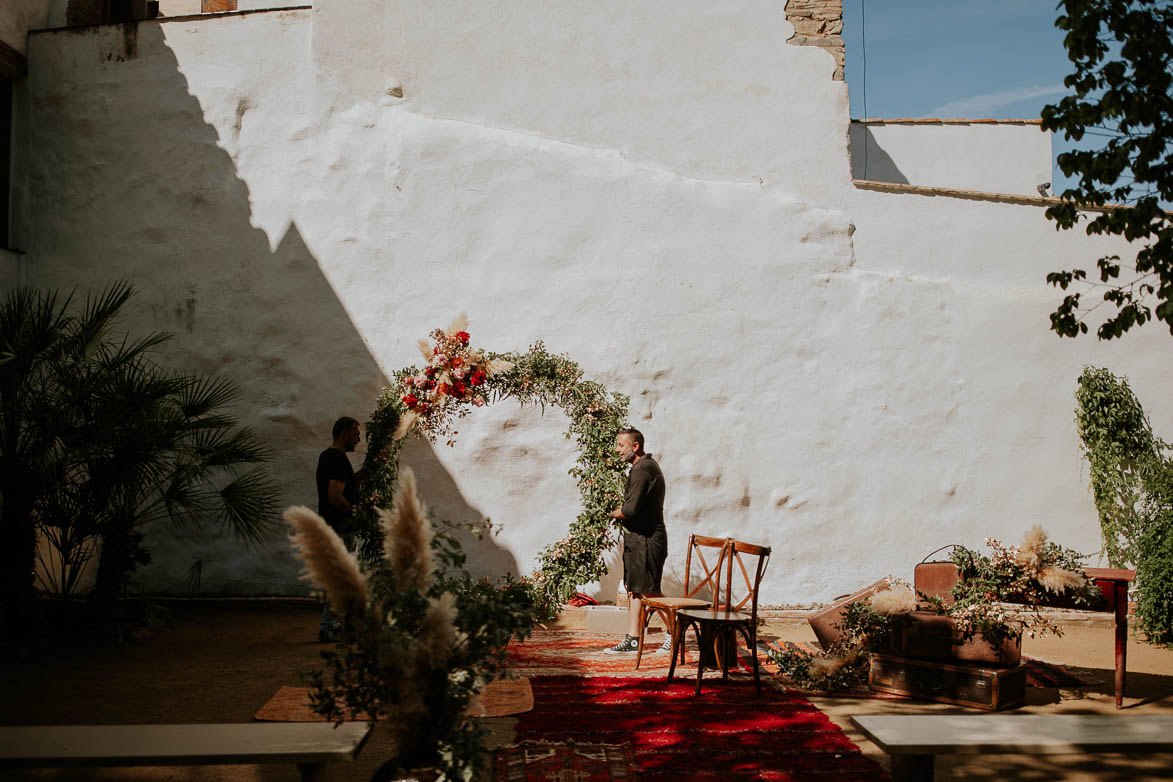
[
  {"left": 1, "top": 0, "right": 50, "bottom": 54},
  {"left": 11, "top": 7, "right": 1172, "bottom": 603},
  {"left": 850, "top": 121, "right": 1054, "bottom": 196}
]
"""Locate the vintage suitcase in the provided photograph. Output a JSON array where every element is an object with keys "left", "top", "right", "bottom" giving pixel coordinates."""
[
  {"left": 891, "top": 611, "right": 1021, "bottom": 666},
  {"left": 913, "top": 546, "right": 962, "bottom": 606},
  {"left": 808, "top": 579, "right": 890, "bottom": 650},
  {"left": 913, "top": 561, "right": 960, "bottom": 606},
  {"left": 869, "top": 653, "right": 1026, "bottom": 711}
]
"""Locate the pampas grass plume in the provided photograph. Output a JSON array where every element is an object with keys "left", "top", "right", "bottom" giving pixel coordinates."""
[
  {"left": 284, "top": 505, "right": 369, "bottom": 613},
  {"left": 809, "top": 655, "right": 849, "bottom": 678},
  {"left": 486, "top": 358, "right": 514, "bottom": 376},
  {"left": 417, "top": 338, "right": 434, "bottom": 363},
  {"left": 392, "top": 410, "right": 420, "bottom": 440},
  {"left": 870, "top": 586, "right": 916, "bottom": 615},
  {"left": 1016, "top": 525, "right": 1048, "bottom": 569},
  {"left": 447, "top": 313, "right": 468, "bottom": 337},
  {"left": 382, "top": 468, "right": 435, "bottom": 592},
  {"left": 417, "top": 592, "right": 458, "bottom": 665},
  {"left": 1038, "top": 566, "right": 1086, "bottom": 594}
]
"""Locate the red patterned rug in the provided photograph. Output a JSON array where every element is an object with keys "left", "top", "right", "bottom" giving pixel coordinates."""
[
  {"left": 513, "top": 676, "right": 888, "bottom": 781},
  {"left": 505, "top": 630, "right": 759, "bottom": 679},
  {"left": 494, "top": 741, "right": 638, "bottom": 781}
]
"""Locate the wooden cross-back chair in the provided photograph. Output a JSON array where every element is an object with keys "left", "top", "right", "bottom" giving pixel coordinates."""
[
  {"left": 634, "top": 534, "right": 730, "bottom": 670},
  {"left": 668, "top": 538, "right": 772, "bottom": 694}
]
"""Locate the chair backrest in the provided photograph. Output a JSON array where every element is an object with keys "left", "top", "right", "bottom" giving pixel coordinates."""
[
  {"left": 682, "top": 534, "right": 730, "bottom": 603},
  {"left": 721, "top": 539, "right": 771, "bottom": 619}
]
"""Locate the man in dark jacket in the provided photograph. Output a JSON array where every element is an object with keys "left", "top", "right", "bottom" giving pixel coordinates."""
[{"left": 604, "top": 427, "right": 668, "bottom": 654}]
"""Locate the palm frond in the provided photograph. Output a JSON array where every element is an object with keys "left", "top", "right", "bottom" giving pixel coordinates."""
[
  {"left": 175, "top": 375, "right": 241, "bottom": 420},
  {"left": 216, "top": 467, "right": 282, "bottom": 545},
  {"left": 68, "top": 281, "right": 137, "bottom": 360}
]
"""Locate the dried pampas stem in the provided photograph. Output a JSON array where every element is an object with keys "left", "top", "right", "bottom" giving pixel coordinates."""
[
  {"left": 416, "top": 592, "right": 458, "bottom": 666},
  {"left": 1015, "top": 525, "right": 1048, "bottom": 570},
  {"left": 447, "top": 313, "right": 469, "bottom": 336},
  {"left": 382, "top": 468, "right": 435, "bottom": 592},
  {"left": 486, "top": 359, "right": 514, "bottom": 376},
  {"left": 392, "top": 410, "right": 420, "bottom": 440},
  {"left": 417, "top": 338, "right": 434, "bottom": 363},
  {"left": 870, "top": 587, "right": 917, "bottom": 616},
  {"left": 284, "top": 505, "right": 369, "bottom": 614},
  {"left": 1038, "top": 566, "right": 1087, "bottom": 594}
]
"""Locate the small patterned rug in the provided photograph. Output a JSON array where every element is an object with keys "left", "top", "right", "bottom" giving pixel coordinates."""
[
  {"left": 494, "top": 741, "right": 638, "bottom": 782},
  {"left": 505, "top": 629, "right": 761, "bottom": 679},
  {"left": 253, "top": 677, "right": 533, "bottom": 721}
]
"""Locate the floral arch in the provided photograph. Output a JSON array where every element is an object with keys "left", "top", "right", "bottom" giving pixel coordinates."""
[{"left": 352, "top": 316, "right": 631, "bottom": 612}]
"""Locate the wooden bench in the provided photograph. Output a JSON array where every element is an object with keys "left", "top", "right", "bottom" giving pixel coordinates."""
[
  {"left": 0, "top": 722, "right": 373, "bottom": 781},
  {"left": 850, "top": 714, "right": 1173, "bottom": 782}
]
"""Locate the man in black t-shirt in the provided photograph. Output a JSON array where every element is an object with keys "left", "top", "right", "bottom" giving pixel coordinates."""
[
  {"left": 316, "top": 416, "right": 360, "bottom": 534},
  {"left": 315, "top": 416, "right": 361, "bottom": 641}
]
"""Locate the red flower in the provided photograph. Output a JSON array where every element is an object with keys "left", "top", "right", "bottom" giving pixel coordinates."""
[
  {"left": 456, "top": 331, "right": 470, "bottom": 345},
  {"left": 423, "top": 378, "right": 436, "bottom": 390},
  {"left": 424, "top": 365, "right": 439, "bottom": 378},
  {"left": 452, "top": 383, "right": 467, "bottom": 398},
  {"left": 470, "top": 370, "right": 487, "bottom": 386},
  {"left": 451, "top": 356, "right": 464, "bottom": 368},
  {"left": 402, "top": 394, "right": 419, "bottom": 408}
]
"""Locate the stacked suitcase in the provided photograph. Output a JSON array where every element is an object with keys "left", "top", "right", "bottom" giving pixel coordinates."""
[{"left": 865, "top": 560, "right": 1027, "bottom": 711}]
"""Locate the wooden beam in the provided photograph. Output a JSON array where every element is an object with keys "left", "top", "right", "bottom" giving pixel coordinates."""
[{"left": 0, "top": 39, "right": 28, "bottom": 80}]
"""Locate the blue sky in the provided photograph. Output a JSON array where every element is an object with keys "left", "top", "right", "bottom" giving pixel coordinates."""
[{"left": 841, "top": 1, "right": 1078, "bottom": 190}]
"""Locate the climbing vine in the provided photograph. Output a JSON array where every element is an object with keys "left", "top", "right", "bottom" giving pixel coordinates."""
[
  {"left": 352, "top": 319, "right": 631, "bottom": 617},
  {"left": 1075, "top": 366, "right": 1173, "bottom": 644}
]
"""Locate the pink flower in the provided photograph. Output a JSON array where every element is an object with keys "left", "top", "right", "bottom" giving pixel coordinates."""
[
  {"left": 403, "top": 375, "right": 415, "bottom": 387},
  {"left": 434, "top": 354, "right": 448, "bottom": 365},
  {"left": 452, "top": 368, "right": 466, "bottom": 380},
  {"left": 473, "top": 396, "right": 486, "bottom": 407}
]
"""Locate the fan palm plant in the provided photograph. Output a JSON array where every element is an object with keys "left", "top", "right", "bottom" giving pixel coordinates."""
[{"left": 0, "top": 282, "right": 280, "bottom": 629}]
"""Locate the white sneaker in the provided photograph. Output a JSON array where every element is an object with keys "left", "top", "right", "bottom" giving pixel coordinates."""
[{"left": 658, "top": 633, "right": 672, "bottom": 653}]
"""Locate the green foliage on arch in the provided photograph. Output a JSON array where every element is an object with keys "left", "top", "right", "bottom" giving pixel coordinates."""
[{"left": 352, "top": 338, "right": 631, "bottom": 616}]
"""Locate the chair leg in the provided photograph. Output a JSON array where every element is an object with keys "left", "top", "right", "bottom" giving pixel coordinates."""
[
  {"left": 750, "top": 625, "right": 761, "bottom": 694},
  {"left": 694, "top": 623, "right": 707, "bottom": 696},
  {"left": 667, "top": 617, "right": 683, "bottom": 682},
  {"left": 634, "top": 603, "right": 649, "bottom": 671}
]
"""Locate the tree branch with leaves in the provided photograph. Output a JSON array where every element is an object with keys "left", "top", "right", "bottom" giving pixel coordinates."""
[{"left": 1041, "top": 0, "right": 1173, "bottom": 339}]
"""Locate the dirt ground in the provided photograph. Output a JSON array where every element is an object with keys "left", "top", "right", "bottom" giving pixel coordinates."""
[{"left": 0, "top": 599, "right": 1170, "bottom": 781}]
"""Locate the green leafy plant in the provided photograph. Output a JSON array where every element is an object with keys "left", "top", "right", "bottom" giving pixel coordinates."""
[
  {"left": 1041, "top": 0, "right": 1173, "bottom": 339},
  {"left": 946, "top": 531, "right": 1101, "bottom": 643},
  {"left": 1075, "top": 366, "right": 1173, "bottom": 643},
  {"left": 353, "top": 319, "right": 631, "bottom": 617}
]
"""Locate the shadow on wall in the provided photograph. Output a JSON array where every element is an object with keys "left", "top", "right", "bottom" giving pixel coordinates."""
[
  {"left": 16, "top": 17, "right": 520, "bottom": 592},
  {"left": 848, "top": 123, "right": 909, "bottom": 184}
]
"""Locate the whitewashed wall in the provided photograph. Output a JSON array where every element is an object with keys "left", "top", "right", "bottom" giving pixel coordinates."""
[
  {"left": 11, "top": 5, "right": 1172, "bottom": 603},
  {"left": 0, "top": 0, "right": 49, "bottom": 54},
  {"left": 849, "top": 120, "right": 1054, "bottom": 196}
]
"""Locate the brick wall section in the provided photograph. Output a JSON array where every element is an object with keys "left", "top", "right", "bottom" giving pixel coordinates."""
[{"left": 785, "top": 0, "right": 844, "bottom": 81}]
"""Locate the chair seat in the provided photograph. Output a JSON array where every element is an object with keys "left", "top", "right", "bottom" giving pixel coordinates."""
[
  {"left": 677, "top": 607, "right": 752, "bottom": 623},
  {"left": 643, "top": 597, "right": 711, "bottom": 609}
]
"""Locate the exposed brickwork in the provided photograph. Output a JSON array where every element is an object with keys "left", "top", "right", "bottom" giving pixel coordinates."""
[{"left": 785, "top": 0, "right": 844, "bottom": 81}]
